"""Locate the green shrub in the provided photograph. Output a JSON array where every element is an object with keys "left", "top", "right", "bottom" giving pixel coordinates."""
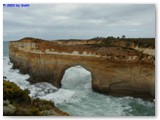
[
  {"left": 29, "top": 107, "right": 40, "bottom": 116},
  {"left": 32, "top": 98, "right": 55, "bottom": 111},
  {"left": 24, "top": 89, "right": 30, "bottom": 94},
  {"left": 3, "top": 80, "right": 68, "bottom": 116},
  {"left": 90, "top": 36, "right": 155, "bottom": 48},
  {"left": 3, "top": 80, "right": 31, "bottom": 104}
]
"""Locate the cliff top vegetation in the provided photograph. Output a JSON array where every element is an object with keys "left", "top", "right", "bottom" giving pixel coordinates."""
[{"left": 3, "top": 80, "right": 69, "bottom": 116}]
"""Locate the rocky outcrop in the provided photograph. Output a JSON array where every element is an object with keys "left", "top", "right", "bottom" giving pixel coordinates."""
[
  {"left": 9, "top": 37, "right": 155, "bottom": 100},
  {"left": 3, "top": 80, "right": 68, "bottom": 116}
]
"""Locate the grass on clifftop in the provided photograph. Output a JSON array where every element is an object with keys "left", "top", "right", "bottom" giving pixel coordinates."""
[{"left": 90, "top": 37, "right": 155, "bottom": 48}]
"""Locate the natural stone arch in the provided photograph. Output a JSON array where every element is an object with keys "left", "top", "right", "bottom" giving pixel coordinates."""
[
  {"left": 9, "top": 39, "right": 155, "bottom": 100},
  {"left": 52, "top": 64, "right": 94, "bottom": 89}
]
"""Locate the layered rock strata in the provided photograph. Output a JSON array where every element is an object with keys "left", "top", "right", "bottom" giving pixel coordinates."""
[{"left": 9, "top": 37, "right": 155, "bottom": 100}]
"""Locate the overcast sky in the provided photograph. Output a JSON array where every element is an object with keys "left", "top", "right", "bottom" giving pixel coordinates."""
[{"left": 3, "top": 4, "right": 155, "bottom": 41}]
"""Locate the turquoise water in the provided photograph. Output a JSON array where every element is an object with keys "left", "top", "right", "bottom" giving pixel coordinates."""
[{"left": 3, "top": 41, "right": 155, "bottom": 116}]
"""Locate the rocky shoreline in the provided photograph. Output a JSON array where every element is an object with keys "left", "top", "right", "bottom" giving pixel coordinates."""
[{"left": 3, "top": 79, "right": 69, "bottom": 116}]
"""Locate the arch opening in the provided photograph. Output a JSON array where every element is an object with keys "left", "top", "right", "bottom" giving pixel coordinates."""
[{"left": 61, "top": 65, "right": 92, "bottom": 90}]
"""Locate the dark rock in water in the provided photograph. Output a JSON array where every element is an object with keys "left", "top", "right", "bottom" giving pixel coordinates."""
[
  {"left": 3, "top": 76, "right": 7, "bottom": 79},
  {"left": 8, "top": 62, "right": 12, "bottom": 65},
  {"left": 30, "top": 82, "right": 58, "bottom": 98}
]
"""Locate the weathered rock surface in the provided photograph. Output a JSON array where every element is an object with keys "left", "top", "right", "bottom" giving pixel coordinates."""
[{"left": 9, "top": 37, "right": 155, "bottom": 100}]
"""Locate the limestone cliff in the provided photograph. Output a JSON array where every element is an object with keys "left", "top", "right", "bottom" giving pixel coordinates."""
[{"left": 9, "top": 37, "right": 155, "bottom": 100}]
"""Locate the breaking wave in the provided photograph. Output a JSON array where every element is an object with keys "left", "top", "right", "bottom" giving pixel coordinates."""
[{"left": 3, "top": 56, "right": 155, "bottom": 116}]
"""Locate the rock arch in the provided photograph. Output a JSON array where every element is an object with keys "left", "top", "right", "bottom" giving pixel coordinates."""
[{"left": 9, "top": 39, "right": 155, "bottom": 100}]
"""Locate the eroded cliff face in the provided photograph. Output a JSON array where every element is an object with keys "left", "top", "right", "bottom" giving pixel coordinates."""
[{"left": 9, "top": 37, "right": 155, "bottom": 100}]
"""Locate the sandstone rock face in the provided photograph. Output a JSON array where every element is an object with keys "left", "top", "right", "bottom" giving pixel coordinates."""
[{"left": 9, "top": 37, "right": 155, "bottom": 100}]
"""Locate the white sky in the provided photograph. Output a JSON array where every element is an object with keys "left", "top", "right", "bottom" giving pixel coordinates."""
[{"left": 3, "top": 4, "right": 155, "bottom": 41}]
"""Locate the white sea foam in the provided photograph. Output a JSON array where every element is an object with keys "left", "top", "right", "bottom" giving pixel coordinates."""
[
  {"left": 61, "top": 65, "right": 92, "bottom": 90},
  {"left": 3, "top": 56, "right": 155, "bottom": 116},
  {"left": 40, "top": 89, "right": 75, "bottom": 104},
  {"left": 28, "top": 82, "right": 58, "bottom": 98},
  {"left": 3, "top": 57, "right": 30, "bottom": 89}
]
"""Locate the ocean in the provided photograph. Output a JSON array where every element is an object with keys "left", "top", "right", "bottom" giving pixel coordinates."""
[{"left": 3, "top": 41, "right": 155, "bottom": 116}]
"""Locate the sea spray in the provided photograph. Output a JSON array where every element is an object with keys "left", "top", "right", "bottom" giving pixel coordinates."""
[{"left": 3, "top": 55, "right": 155, "bottom": 116}]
